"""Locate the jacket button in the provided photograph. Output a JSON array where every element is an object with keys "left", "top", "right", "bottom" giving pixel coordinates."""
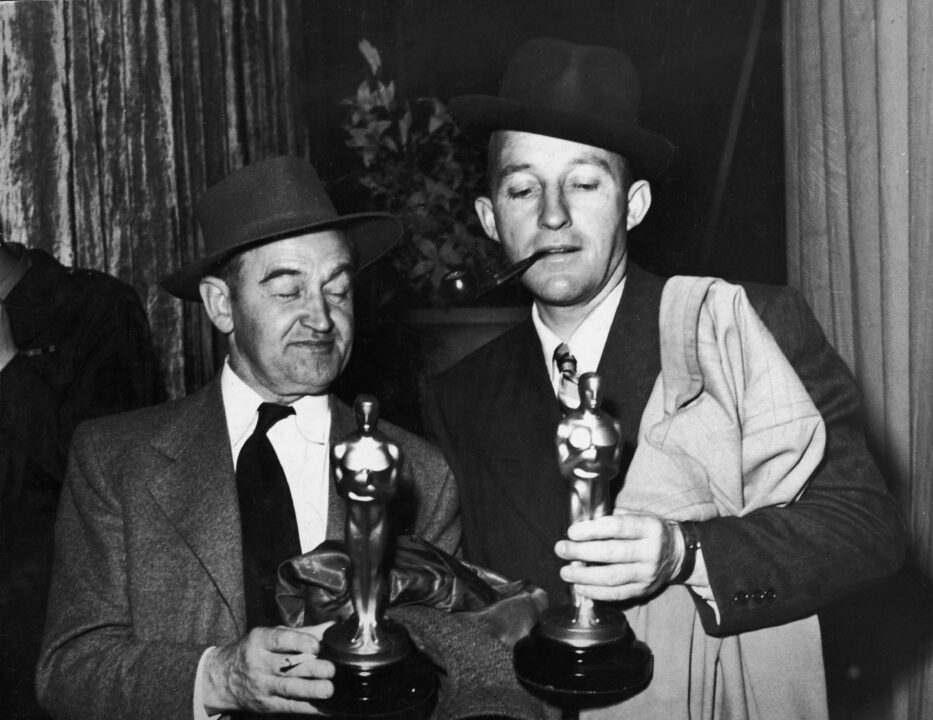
[
  {"left": 751, "top": 588, "right": 764, "bottom": 603},
  {"left": 733, "top": 590, "right": 749, "bottom": 605},
  {"left": 764, "top": 588, "right": 776, "bottom": 601}
]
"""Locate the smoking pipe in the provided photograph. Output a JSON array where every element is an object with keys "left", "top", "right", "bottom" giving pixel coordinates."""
[{"left": 441, "top": 247, "right": 577, "bottom": 304}]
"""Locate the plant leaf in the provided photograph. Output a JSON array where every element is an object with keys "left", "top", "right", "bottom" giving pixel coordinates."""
[{"left": 358, "top": 39, "right": 382, "bottom": 76}]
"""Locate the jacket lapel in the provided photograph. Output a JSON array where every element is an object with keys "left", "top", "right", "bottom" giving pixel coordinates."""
[
  {"left": 598, "top": 265, "right": 665, "bottom": 481},
  {"left": 146, "top": 380, "right": 247, "bottom": 634},
  {"left": 492, "top": 267, "right": 666, "bottom": 548},
  {"left": 325, "top": 397, "right": 356, "bottom": 543},
  {"left": 483, "top": 320, "right": 569, "bottom": 555}
]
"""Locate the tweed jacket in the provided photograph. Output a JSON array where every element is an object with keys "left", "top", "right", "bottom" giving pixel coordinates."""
[
  {"left": 427, "top": 264, "right": 905, "bottom": 637},
  {"left": 36, "top": 379, "right": 460, "bottom": 720}
]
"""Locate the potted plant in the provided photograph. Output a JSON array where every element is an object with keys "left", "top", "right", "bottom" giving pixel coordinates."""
[{"left": 340, "top": 39, "right": 529, "bottom": 378}]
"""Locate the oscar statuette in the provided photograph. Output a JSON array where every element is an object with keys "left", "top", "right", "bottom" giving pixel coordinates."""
[
  {"left": 315, "top": 395, "right": 437, "bottom": 719},
  {"left": 513, "top": 373, "right": 653, "bottom": 711}
]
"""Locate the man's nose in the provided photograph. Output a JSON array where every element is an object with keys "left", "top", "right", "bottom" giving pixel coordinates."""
[
  {"left": 538, "top": 186, "right": 571, "bottom": 230},
  {"left": 300, "top": 291, "right": 334, "bottom": 331}
]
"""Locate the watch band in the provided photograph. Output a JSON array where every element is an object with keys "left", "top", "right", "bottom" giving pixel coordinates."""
[{"left": 672, "top": 521, "right": 701, "bottom": 584}]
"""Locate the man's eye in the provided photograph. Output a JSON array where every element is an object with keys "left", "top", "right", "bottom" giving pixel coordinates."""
[
  {"left": 572, "top": 180, "right": 599, "bottom": 191},
  {"left": 325, "top": 283, "right": 352, "bottom": 301},
  {"left": 269, "top": 283, "right": 300, "bottom": 298},
  {"left": 505, "top": 186, "right": 535, "bottom": 199}
]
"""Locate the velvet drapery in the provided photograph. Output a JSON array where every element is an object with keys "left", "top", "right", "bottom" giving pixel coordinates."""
[
  {"left": 0, "top": 0, "right": 308, "bottom": 398},
  {"left": 784, "top": 1, "right": 932, "bottom": 717}
]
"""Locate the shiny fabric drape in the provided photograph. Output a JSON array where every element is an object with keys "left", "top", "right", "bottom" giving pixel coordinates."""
[
  {"left": 783, "top": 1, "right": 933, "bottom": 717},
  {"left": 0, "top": 0, "right": 308, "bottom": 397}
]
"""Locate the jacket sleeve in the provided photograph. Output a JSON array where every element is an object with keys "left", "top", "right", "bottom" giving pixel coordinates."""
[
  {"left": 35, "top": 423, "right": 206, "bottom": 720},
  {"left": 693, "top": 286, "right": 907, "bottom": 636}
]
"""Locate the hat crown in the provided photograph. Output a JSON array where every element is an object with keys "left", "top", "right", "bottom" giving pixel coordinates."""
[
  {"left": 499, "top": 38, "right": 642, "bottom": 125},
  {"left": 161, "top": 155, "right": 401, "bottom": 301},
  {"left": 196, "top": 156, "right": 340, "bottom": 257}
]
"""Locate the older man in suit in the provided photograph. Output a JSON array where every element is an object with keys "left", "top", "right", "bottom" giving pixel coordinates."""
[
  {"left": 36, "top": 156, "right": 460, "bottom": 720},
  {"left": 427, "top": 38, "right": 905, "bottom": 716}
]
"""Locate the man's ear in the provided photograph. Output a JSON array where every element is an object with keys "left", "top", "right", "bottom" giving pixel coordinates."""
[
  {"left": 474, "top": 196, "right": 500, "bottom": 242},
  {"left": 626, "top": 180, "right": 652, "bottom": 231},
  {"left": 199, "top": 276, "right": 235, "bottom": 335}
]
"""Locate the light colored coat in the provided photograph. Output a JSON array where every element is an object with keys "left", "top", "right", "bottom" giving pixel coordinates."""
[{"left": 599, "top": 275, "right": 828, "bottom": 720}]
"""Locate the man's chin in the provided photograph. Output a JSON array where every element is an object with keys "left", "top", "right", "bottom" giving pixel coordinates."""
[{"left": 526, "top": 282, "right": 590, "bottom": 308}]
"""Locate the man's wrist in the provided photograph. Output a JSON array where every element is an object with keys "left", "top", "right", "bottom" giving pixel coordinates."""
[{"left": 670, "top": 521, "right": 701, "bottom": 585}]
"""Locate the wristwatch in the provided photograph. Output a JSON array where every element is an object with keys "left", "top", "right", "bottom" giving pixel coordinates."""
[{"left": 672, "top": 521, "right": 701, "bottom": 584}]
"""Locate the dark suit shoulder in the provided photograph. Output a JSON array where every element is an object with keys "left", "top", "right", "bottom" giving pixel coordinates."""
[
  {"left": 734, "top": 280, "right": 834, "bottom": 370},
  {"left": 434, "top": 318, "right": 535, "bottom": 392}
]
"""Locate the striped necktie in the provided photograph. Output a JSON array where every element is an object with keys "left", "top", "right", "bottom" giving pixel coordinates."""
[{"left": 554, "top": 342, "right": 580, "bottom": 414}]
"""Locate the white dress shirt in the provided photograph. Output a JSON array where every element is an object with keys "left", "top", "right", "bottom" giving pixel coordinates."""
[
  {"left": 195, "top": 360, "right": 333, "bottom": 719},
  {"left": 221, "top": 360, "right": 331, "bottom": 553},
  {"left": 532, "top": 277, "right": 626, "bottom": 391},
  {"left": 530, "top": 275, "right": 717, "bottom": 614}
]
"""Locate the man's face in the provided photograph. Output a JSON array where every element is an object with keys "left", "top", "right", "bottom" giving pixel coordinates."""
[
  {"left": 203, "top": 230, "right": 355, "bottom": 402},
  {"left": 476, "top": 131, "right": 647, "bottom": 310}
]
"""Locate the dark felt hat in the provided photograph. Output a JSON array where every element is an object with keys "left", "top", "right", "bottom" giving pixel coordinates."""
[
  {"left": 450, "top": 37, "right": 675, "bottom": 179},
  {"left": 161, "top": 156, "right": 402, "bottom": 301}
]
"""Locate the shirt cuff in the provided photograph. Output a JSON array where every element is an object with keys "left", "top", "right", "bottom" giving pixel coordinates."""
[
  {"left": 685, "top": 547, "right": 721, "bottom": 624},
  {"left": 194, "top": 647, "right": 222, "bottom": 720}
]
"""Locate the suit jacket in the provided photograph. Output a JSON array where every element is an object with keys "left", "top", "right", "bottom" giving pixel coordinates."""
[
  {"left": 427, "top": 264, "right": 905, "bottom": 637},
  {"left": 1, "top": 245, "right": 158, "bottom": 720},
  {"left": 36, "top": 379, "right": 460, "bottom": 720},
  {"left": 1, "top": 245, "right": 158, "bottom": 520}
]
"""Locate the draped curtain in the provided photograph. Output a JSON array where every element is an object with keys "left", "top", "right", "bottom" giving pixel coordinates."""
[
  {"left": 783, "top": 1, "right": 932, "bottom": 718},
  {"left": 0, "top": 0, "right": 309, "bottom": 398}
]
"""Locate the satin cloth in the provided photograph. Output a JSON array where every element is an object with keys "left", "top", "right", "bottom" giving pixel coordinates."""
[{"left": 276, "top": 535, "right": 557, "bottom": 720}]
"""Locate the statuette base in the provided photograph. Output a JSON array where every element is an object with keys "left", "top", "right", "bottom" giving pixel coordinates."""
[
  {"left": 513, "top": 609, "right": 652, "bottom": 710},
  {"left": 317, "top": 621, "right": 437, "bottom": 719}
]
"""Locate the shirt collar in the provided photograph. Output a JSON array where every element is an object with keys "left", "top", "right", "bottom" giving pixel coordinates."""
[
  {"left": 532, "top": 276, "right": 626, "bottom": 380},
  {"left": 220, "top": 360, "right": 330, "bottom": 448}
]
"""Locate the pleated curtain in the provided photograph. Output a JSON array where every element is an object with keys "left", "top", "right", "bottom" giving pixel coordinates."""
[
  {"left": 0, "top": 0, "right": 308, "bottom": 398},
  {"left": 783, "top": 2, "right": 933, "bottom": 717}
]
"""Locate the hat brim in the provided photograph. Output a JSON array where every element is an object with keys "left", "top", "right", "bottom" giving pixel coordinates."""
[
  {"left": 161, "top": 212, "right": 401, "bottom": 302},
  {"left": 450, "top": 95, "right": 676, "bottom": 180}
]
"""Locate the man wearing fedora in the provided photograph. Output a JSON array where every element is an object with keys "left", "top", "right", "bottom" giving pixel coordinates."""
[
  {"left": 35, "top": 156, "right": 463, "bottom": 719},
  {"left": 427, "top": 37, "right": 904, "bottom": 715}
]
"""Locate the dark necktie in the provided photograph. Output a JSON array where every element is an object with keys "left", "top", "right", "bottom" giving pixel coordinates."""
[
  {"left": 554, "top": 342, "right": 580, "bottom": 414},
  {"left": 236, "top": 402, "right": 300, "bottom": 629}
]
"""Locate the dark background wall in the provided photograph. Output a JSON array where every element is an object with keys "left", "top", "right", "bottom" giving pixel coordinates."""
[{"left": 295, "top": 0, "right": 786, "bottom": 285}]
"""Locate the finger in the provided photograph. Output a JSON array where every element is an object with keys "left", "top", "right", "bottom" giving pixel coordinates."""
[
  {"left": 261, "top": 626, "right": 322, "bottom": 655},
  {"left": 555, "top": 537, "right": 648, "bottom": 563},
  {"left": 290, "top": 621, "right": 335, "bottom": 641},
  {"left": 265, "top": 678, "right": 334, "bottom": 715},
  {"left": 560, "top": 561, "right": 650, "bottom": 587},
  {"left": 276, "top": 676, "right": 335, "bottom": 702},
  {"left": 567, "top": 513, "right": 660, "bottom": 542},
  {"left": 275, "top": 656, "right": 335, "bottom": 680},
  {"left": 572, "top": 582, "right": 649, "bottom": 603}
]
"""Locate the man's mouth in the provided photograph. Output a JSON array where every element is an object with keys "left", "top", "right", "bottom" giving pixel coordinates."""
[
  {"left": 535, "top": 246, "right": 580, "bottom": 262},
  {"left": 290, "top": 339, "right": 335, "bottom": 351}
]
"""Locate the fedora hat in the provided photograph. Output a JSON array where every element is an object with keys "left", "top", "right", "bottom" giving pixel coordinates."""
[
  {"left": 450, "top": 37, "right": 675, "bottom": 179},
  {"left": 161, "top": 156, "right": 402, "bottom": 301}
]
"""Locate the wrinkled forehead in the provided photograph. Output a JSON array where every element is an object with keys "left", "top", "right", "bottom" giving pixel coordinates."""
[
  {"left": 239, "top": 229, "right": 356, "bottom": 275},
  {"left": 489, "top": 130, "right": 628, "bottom": 187}
]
